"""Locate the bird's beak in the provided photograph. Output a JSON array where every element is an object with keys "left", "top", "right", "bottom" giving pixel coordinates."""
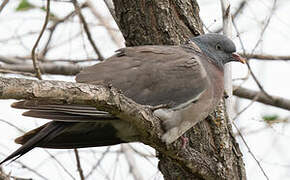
[{"left": 232, "top": 53, "right": 246, "bottom": 64}]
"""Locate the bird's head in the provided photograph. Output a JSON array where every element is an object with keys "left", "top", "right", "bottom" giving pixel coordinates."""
[{"left": 190, "top": 33, "right": 245, "bottom": 68}]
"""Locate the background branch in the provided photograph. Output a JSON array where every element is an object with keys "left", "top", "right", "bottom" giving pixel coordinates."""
[
  {"left": 72, "top": 0, "right": 104, "bottom": 60},
  {"left": 31, "top": 0, "right": 52, "bottom": 80},
  {"left": 234, "top": 86, "right": 290, "bottom": 111},
  {"left": 243, "top": 53, "right": 290, "bottom": 61}
]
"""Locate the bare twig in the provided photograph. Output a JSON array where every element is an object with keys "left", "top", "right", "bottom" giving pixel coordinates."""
[
  {"left": 245, "top": 61, "right": 274, "bottom": 100},
  {"left": 40, "top": 3, "right": 88, "bottom": 57},
  {"left": 0, "top": 63, "right": 83, "bottom": 75},
  {"left": 85, "top": 147, "right": 111, "bottom": 178},
  {"left": 0, "top": 56, "right": 23, "bottom": 64},
  {"left": 233, "top": 86, "right": 290, "bottom": 111},
  {"left": 243, "top": 53, "right": 290, "bottom": 61},
  {"left": 0, "top": 68, "right": 36, "bottom": 77},
  {"left": 251, "top": 0, "right": 277, "bottom": 53},
  {"left": 43, "top": 150, "right": 75, "bottom": 180},
  {"left": 233, "top": 92, "right": 260, "bottom": 120},
  {"left": 0, "top": 152, "right": 48, "bottom": 180},
  {"left": 72, "top": 0, "right": 104, "bottom": 60},
  {"left": 233, "top": 122, "right": 269, "bottom": 180},
  {"left": 0, "top": 56, "right": 97, "bottom": 64},
  {"left": 232, "top": 15, "right": 274, "bottom": 101},
  {"left": 0, "top": 0, "right": 9, "bottom": 14},
  {"left": 74, "top": 149, "right": 85, "bottom": 180},
  {"left": 31, "top": 0, "right": 52, "bottom": 80},
  {"left": 243, "top": 0, "right": 277, "bottom": 100},
  {"left": 229, "top": 4, "right": 270, "bottom": 179},
  {"left": 87, "top": 0, "right": 123, "bottom": 47},
  {"left": 121, "top": 144, "right": 144, "bottom": 180},
  {"left": 103, "top": 0, "right": 117, "bottom": 22},
  {"left": 215, "top": 0, "right": 246, "bottom": 33},
  {"left": 0, "top": 118, "right": 25, "bottom": 133}
]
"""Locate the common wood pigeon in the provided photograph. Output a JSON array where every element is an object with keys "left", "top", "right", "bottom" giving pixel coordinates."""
[{"left": 0, "top": 33, "right": 245, "bottom": 164}]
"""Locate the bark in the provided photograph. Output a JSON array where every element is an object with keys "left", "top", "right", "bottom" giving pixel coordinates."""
[
  {"left": 113, "top": 0, "right": 203, "bottom": 46},
  {"left": 112, "top": 0, "right": 246, "bottom": 179}
]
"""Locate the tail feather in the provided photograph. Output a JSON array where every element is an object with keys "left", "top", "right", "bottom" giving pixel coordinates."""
[
  {"left": 0, "top": 122, "right": 69, "bottom": 165},
  {"left": 1, "top": 100, "right": 137, "bottom": 165}
]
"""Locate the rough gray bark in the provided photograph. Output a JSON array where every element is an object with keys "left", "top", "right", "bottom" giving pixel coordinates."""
[
  {"left": 112, "top": 0, "right": 246, "bottom": 179},
  {"left": 113, "top": 0, "right": 203, "bottom": 47}
]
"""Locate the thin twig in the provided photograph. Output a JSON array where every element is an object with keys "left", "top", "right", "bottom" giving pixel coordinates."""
[
  {"left": 233, "top": 122, "right": 269, "bottom": 180},
  {"left": 87, "top": 0, "right": 123, "bottom": 47},
  {"left": 232, "top": 16, "right": 274, "bottom": 101},
  {"left": 44, "top": 150, "right": 76, "bottom": 180},
  {"left": 251, "top": 0, "right": 277, "bottom": 53},
  {"left": 74, "top": 149, "right": 85, "bottom": 180},
  {"left": 0, "top": 0, "right": 9, "bottom": 14},
  {"left": 245, "top": 61, "right": 274, "bottom": 100},
  {"left": 0, "top": 63, "right": 83, "bottom": 76},
  {"left": 40, "top": 3, "right": 88, "bottom": 57},
  {"left": 233, "top": 92, "right": 260, "bottom": 120},
  {"left": 215, "top": 0, "right": 246, "bottom": 33},
  {"left": 72, "top": 0, "right": 104, "bottom": 60},
  {"left": 0, "top": 152, "right": 48, "bottom": 180},
  {"left": 0, "top": 56, "right": 97, "bottom": 64},
  {"left": 0, "top": 118, "right": 25, "bottom": 133},
  {"left": 31, "top": 0, "right": 52, "bottom": 80},
  {"left": 0, "top": 69, "right": 36, "bottom": 77},
  {"left": 243, "top": 53, "right": 290, "bottom": 61},
  {"left": 244, "top": 0, "right": 277, "bottom": 100},
  {"left": 85, "top": 147, "right": 111, "bottom": 178},
  {"left": 121, "top": 144, "right": 144, "bottom": 180},
  {"left": 103, "top": 0, "right": 117, "bottom": 22}
]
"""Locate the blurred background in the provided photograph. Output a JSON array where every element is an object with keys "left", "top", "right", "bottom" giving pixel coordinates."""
[{"left": 0, "top": 0, "right": 289, "bottom": 179}]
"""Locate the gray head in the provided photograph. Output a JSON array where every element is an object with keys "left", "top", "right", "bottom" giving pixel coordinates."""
[{"left": 190, "top": 33, "right": 245, "bottom": 68}]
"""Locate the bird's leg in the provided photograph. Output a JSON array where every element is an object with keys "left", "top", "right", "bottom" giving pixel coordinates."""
[
  {"left": 176, "top": 135, "right": 189, "bottom": 156},
  {"left": 180, "top": 135, "right": 189, "bottom": 149}
]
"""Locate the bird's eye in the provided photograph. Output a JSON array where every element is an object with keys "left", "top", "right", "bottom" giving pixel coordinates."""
[{"left": 215, "top": 44, "right": 222, "bottom": 50}]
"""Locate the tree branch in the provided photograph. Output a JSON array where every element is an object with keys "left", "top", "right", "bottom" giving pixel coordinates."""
[
  {"left": 121, "top": 144, "right": 144, "bottom": 180},
  {"left": 243, "top": 53, "right": 290, "bottom": 61},
  {"left": 234, "top": 86, "right": 290, "bottom": 111},
  {"left": 0, "top": 63, "right": 83, "bottom": 75},
  {"left": 31, "top": 0, "right": 51, "bottom": 80},
  {"left": 74, "top": 149, "right": 85, "bottom": 180},
  {"left": 0, "top": 0, "right": 9, "bottom": 14},
  {"left": 72, "top": 0, "right": 104, "bottom": 60}
]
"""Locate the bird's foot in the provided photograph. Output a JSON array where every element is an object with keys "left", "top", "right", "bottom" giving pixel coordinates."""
[{"left": 180, "top": 135, "right": 189, "bottom": 149}]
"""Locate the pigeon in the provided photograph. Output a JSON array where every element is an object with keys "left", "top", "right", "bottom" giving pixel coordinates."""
[{"left": 0, "top": 33, "right": 245, "bottom": 164}]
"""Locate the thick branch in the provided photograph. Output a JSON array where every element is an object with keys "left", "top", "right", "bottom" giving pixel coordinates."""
[
  {"left": 234, "top": 86, "right": 290, "bottom": 111},
  {"left": 0, "top": 77, "right": 158, "bottom": 135}
]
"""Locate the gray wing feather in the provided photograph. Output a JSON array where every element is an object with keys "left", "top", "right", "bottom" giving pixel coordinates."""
[{"left": 76, "top": 45, "right": 209, "bottom": 107}]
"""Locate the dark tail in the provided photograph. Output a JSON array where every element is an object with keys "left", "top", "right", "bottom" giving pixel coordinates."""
[{"left": 0, "top": 121, "right": 69, "bottom": 165}]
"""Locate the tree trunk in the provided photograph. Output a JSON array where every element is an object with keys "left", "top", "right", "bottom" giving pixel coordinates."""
[{"left": 112, "top": 0, "right": 246, "bottom": 179}]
